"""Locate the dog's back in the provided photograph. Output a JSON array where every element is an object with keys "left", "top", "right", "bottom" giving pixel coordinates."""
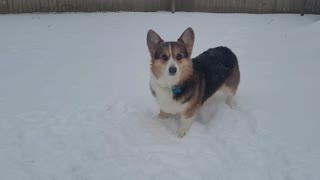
[{"left": 192, "top": 46, "right": 239, "bottom": 103}]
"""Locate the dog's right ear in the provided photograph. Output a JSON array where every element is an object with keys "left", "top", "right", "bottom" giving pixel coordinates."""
[{"left": 147, "top": 30, "right": 164, "bottom": 57}]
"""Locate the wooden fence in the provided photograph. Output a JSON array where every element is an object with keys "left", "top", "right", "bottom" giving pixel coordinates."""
[{"left": 0, "top": 0, "right": 319, "bottom": 14}]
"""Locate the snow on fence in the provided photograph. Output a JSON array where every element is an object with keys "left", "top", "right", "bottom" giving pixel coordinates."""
[{"left": 0, "top": 0, "right": 319, "bottom": 14}]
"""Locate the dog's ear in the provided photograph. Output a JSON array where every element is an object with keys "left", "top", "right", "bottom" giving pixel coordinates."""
[
  {"left": 147, "top": 29, "right": 164, "bottom": 57},
  {"left": 178, "top": 27, "right": 195, "bottom": 57}
]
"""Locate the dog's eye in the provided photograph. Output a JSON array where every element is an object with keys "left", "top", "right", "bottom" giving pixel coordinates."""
[
  {"left": 161, "top": 54, "right": 169, "bottom": 61},
  {"left": 176, "top": 54, "right": 183, "bottom": 61}
]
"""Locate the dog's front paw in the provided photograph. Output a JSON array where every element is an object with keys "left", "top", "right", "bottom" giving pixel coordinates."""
[
  {"left": 177, "top": 129, "right": 188, "bottom": 138},
  {"left": 177, "top": 116, "right": 194, "bottom": 138}
]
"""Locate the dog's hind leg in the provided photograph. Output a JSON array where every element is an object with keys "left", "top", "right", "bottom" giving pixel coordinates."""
[
  {"left": 221, "top": 64, "right": 240, "bottom": 109},
  {"left": 222, "top": 87, "right": 237, "bottom": 109}
]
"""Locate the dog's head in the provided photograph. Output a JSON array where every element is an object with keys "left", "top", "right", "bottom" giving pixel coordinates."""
[{"left": 147, "top": 27, "right": 195, "bottom": 88}]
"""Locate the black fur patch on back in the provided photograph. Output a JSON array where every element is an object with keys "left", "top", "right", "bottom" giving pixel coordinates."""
[
  {"left": 192, "top": 46, "right": 238, "bottom": 103},
  {"left": 161, "top": 46, "right": 238, "bottom": 105}
]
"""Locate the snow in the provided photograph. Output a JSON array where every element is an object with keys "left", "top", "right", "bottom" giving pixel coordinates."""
[{"left": 0, "top": 12, "right": 320, "bottom": 180}]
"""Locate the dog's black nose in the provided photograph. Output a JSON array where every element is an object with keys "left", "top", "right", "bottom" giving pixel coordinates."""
[{"left": 169, "top": 66, "right": 177, "bottom": 75}]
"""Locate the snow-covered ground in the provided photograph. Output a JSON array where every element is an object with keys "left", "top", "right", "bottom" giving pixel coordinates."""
[{"left": 0, "top": 12, "right": 320, "bottom": 180}]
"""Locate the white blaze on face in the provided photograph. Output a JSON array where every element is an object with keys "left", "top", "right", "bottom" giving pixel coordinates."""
[
  {"left": 166, "top": 44, "right": 179, "bottom": 76},
  {"left": 165, "top": 43, "right": 179, "bottom": 86},
  {"left": 152, "top": 43, "right": 181, "bottom": 89},
  {"left": 162, "top": 43, "right": 179, "bottom": 86},
  {"left": 167, "top": 43, "right": 175, "bottom": 72}
]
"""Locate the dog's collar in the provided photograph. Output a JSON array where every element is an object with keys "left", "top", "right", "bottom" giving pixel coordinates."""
[{"left": 172, "top": 86, "right": 182, "bottom": 95}]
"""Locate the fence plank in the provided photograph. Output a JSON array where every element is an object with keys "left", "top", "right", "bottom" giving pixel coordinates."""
[
  {"left": 57, "top": 0, "right": 67, "bottom": 12},
  {"left": 28, "top": 0, "right": 34, "bottom": 12},
  {"left": 33, "top": 0, "right": 37, "bottom": 11},
  {"left": 305, "top": 0, "right": 314, "bottom": 13},
  {"left": 25, "top": 0, "right": 32, "bottom": 13},
  {"left": 31, "top": 0, "right": 37, "bottom": 12},
  {"left": 0, "top": 0, "right": 8, "bottom": 13},
  {"left": 42, "top": 0, "right": 49, "bottom": 12},
  {"left": 12, "top": 0, "right": 18, "bottom": 13},
  {"left": 25, "top": 0, "right": 32, "bottom": 12},
  {"left": 48, "top": 0, "right": 56, "bottom": 12},
  {"left": 22, "top": 0, "right": 27, "bottom": 12},
  {"left": 79, "top": 0, "right": 86, "bottom": 11},
  {"left": 21, "top": 0, "right": 26, "bottom": 12},
  {"left": 56, "top": 0, "right": 61, "bottom": 11},
  {"left": 314, "top": 0, "right": 319, "bottom": 13},
  {"left": 314, "top": 0, "right": 317, "bottom": 13},
  {"left": 7, "top": 0, "right": 13, "bottom": 13},
  {"left": 16, "top": 0, "right": 21, "bottom": 12},
  {"left": 16, "top": 0, "right": 20, "bottom": 13}
]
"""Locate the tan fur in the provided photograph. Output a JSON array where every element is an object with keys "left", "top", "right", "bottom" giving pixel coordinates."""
[
  {"left": 158, "top": 110, "right": 172, "bottom": 119},
  {"left": 220, "top": 63, "right": 240, "bottom": 96},
  {"left": 184, "top": 100, "right": 201, "bottom": 119},
  {"left": 178, "top": 60, "right": 193, "bottom": 85},
  {"left": 177, "top": 58, "right": 193, "bottom": 86},
  {"left": 150, "top": 59, "right": 165, "bottom": 79},
  {"left": 183, "top": 77, "right": 203, "bottom": 118}
]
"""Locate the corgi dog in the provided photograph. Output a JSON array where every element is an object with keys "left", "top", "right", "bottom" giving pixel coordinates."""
[{"left": 147, "top": 27, "right": 240, "bottom": 138}]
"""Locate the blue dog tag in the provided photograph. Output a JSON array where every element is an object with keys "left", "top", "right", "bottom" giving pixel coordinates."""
[{"left": 172, "top": 86, "right": 181, "bottom": 95}]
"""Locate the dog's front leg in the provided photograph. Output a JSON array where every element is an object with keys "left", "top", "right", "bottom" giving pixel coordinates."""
[
  {"left": 178, "top": 105, "right": 199, "bottom": 138},
  {"left": 178, "top": 115, "right": 195, "bottom": 138}
]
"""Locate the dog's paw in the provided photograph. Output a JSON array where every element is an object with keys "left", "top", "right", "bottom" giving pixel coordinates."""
[{"left": 177, "top": 129, "right": 188, "bottom": 138}]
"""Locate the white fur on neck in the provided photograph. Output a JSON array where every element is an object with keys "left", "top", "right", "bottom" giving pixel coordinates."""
[
  {"left": 152, "top": 73, "right": 178, "bottom": 89},
  {"left": 150, "top": 75, "right": 188, "bottom": 114}
]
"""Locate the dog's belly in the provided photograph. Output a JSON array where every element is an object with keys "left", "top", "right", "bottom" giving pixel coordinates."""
[{"left": 154, "top": 86, "right": 187, "bottom": 114}]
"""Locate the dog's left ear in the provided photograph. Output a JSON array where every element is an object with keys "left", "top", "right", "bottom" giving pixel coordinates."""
[{"left": 178, "top": 27, "right": 195, "bottom": 57}]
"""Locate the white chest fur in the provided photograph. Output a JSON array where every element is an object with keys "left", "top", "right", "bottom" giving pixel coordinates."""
[{"left": 150, "top": 78, "right": 187, "bottom": 114}]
